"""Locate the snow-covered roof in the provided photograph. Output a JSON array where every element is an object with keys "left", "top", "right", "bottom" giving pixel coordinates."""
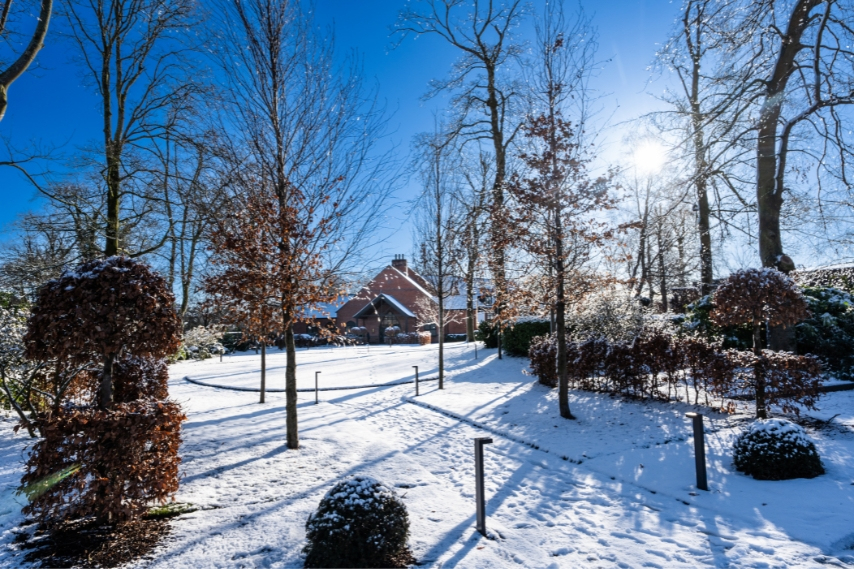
[
  {"left": 437, "top": 294, "right": 490, "bottom": 311},
  {"left": 352, "top": 293, "right": 417, "bottom": 319},
  {"left": 298, "top": 296, "right": 353, "bottom": 319},
  {"left": 387, "top": 265, "right": 434, "bottom": 298}
]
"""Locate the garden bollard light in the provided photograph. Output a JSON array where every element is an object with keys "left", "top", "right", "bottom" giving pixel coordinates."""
[
  {"left": 474, "top": 437, "right": 494, "bottom": 536},
  {"left": 315, "top": 371, "right": 321, "bottom": 404},
  {"left": 685, "top": 412, "right": 708, "bottom": 491},
  {"left": 413, "top": 366, "right": 419, "bottom": 396}
]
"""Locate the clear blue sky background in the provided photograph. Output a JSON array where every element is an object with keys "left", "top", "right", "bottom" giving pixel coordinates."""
[{"left": 0, "top": 0, "right": 680, "bottom": 257}]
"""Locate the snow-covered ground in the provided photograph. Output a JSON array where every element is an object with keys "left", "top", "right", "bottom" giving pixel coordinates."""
[{"left": 2, "top": 343, "right": 854, "bottom": 568}]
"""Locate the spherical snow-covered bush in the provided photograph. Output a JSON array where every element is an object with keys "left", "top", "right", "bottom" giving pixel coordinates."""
[
  {"left": 303, "top": 476, "right": 411, "bottom": 568},
  {"left": 733, "top": 419, "right": 824, "bottom": 480}
]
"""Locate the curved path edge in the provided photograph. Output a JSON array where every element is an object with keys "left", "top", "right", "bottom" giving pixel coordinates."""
[{"left": 183, "top": 375, "right": 438, "bottom": 393}]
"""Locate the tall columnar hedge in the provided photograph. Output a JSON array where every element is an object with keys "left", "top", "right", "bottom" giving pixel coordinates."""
[{"left": 21, "top": 257, "right": 185, "bottom": 526}]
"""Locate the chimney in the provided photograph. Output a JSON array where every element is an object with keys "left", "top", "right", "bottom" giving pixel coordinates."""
[{"left": 391, "top": 254, "right": 407, "bottom": 272}]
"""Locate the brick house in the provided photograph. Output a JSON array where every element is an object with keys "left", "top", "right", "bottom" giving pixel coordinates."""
[{"left": 333, "top": 255, "right": 481, "bottom": 343}]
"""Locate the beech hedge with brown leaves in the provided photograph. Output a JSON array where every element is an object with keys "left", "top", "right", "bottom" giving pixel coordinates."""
[
  {"left": 20, "top": 257, "right": 185, "bottom": 526},
  {"left": 529, "top": 329, "right": 821, "bottom": 415},
  {"left": 21, "top": 401, "right": 185, "bottom": 526}
]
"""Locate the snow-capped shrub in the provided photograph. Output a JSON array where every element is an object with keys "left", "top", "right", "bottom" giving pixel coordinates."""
[
  {"left": 180, "top": 325, "right": 225, "bottom": 360},
  {"left": 796, "top": 287, "right": 854, "bottom": 380},
  {"left": 303, "top": 476, "right": 411, "bottom": 568},
  {"left": 566, "top": 288, "right": 646, "bottom": 342},
  {"left": 20, "top": 257, "right": 185, "bottom": 525},
  {"left": 733, "top": 418, "right": 824, "bottom": 480}
]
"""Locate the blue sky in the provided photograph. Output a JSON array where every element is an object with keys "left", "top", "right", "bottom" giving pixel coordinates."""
[{"left": 0, "top": 0, "right": 680, "bottom": 256}]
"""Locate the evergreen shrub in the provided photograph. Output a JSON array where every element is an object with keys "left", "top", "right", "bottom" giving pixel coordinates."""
[
  {"left": 304, "top": 476, "right": 411, "bottom": 568},
  {"left": 733, "top": 418, "right": 824, "bottom": 480},
  {"left": 503, "top": 319, "right": 550, "bottom": 357},
  {"left": 476, "top": 320, "right": 499, "bottom": 348},
  {"left": 796, "top": 287, "right": 854, "bottom": 380}
]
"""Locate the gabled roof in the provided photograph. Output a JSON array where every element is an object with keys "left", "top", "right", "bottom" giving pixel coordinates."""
[
  {"left": 387, "top": 265, "right": 434, "bottom": 297},
  {"left": 352, "top": 293, "right": 417, "bottom": 319}
]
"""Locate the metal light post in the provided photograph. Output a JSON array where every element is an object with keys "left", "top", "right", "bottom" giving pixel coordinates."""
[
  {"left": 315, "top": 371, "right": 321, "bottom": 405},
  {"left": 685, "top": 412, "right": 708, "bottom": 491},
  {"left": 413, "top": 366, "right": 419, "bottom": 396},
  {"left": 474, "top": 437, "right": 494, "bottom": 536}
]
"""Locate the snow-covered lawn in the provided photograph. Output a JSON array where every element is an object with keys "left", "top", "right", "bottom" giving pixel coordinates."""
[{"left": 2, "top": 343, "right": 854, "bottom": 567}]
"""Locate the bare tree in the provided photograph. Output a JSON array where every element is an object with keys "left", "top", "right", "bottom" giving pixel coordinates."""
[
  {"left": 151, "top": 129, "right": 230, "bottom": 317},
  {"left": 0, "top": 0, "right": 52, "bottom": 121},
  {"left": 455, "top": 150, "right": 491, "bottom": 341},
  {"left": 652, "top": 0, "right": 762, "bottom": 293},
  {"left": 209, "top": 0, "right": 393, "bottom": 449},
  {"left": 395, "top": 0, "right": 527, "bottom": 349},
  {"left": 60, "top": 0, "right": 199, "bottom": 256},
  {"left": 413, "top": 125, "right": 461, "bottom": 389}
]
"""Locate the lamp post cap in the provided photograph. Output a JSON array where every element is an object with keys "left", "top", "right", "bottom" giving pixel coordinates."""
[
  {"left": 475, "top": 437, "right": 494, "bottom": 444},
  {"left": 685, "top": 412, "right": 701, "bottom": 418}
]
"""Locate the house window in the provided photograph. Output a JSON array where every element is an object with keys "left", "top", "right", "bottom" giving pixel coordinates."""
[{"left": 381, "top": 314, "right": 399, "bottom": 329}]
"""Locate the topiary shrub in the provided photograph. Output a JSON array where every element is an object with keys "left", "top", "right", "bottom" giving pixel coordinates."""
[
  {"left": 503, "top": 319, "right": 550, "bottom": 357},
  {"left": 678, "top": 294, "right": 755, "bottom": 350},
  {"left": 711, "top": 268, "right": 811, "bottom": 418},
  {"left": 733, "top": 418, "right": 824, "bottom": 480},
  {"left": 304, "top": 476, "right": 412, "bottom": 568},
  {"left": 21, "top": 400, "right": 185, "bottom": 526}
]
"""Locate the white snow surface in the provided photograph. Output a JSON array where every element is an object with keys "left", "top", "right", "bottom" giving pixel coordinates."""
[{"left": 2, "top": 342, "right": 854, "bottom": 567}]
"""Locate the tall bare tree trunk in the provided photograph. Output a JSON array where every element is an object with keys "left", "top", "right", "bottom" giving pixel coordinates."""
[
  {"left": 285, "top": 321, "right": 298, "bottom": 449},
  {"left": 486, "top": 62, "right": 507, "bottom": 361},
  {"left": 260, "top": 341, "right": 266, "bottom": 404},
  {"left": 554, "top": 206, "right": 573, "bottom": 420},
  {"left": 752, "top": 323, "right": 767, "bottom": 419},
  {"left": 656, "top": 223, "right": 668, "bottom": 312},
  {"left": 756, "top": 0, "right": 819, "bottom": 351}
]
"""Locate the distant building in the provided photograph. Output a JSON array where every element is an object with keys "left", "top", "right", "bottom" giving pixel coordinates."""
[{"left": 329, "top": 255, "right": 488, "bottom": 343}]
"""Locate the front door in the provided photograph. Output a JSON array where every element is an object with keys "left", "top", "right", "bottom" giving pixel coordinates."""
[{"left": 379, "top": 313, "right": 399, "bottom": 343}]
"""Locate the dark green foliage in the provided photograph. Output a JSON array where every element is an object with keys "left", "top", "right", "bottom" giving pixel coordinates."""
[
  {"left": 503, "top": 320, "right": 551, "bottom": 357},
  {"left": 304, "top": 476, "right": 411, "bottom": 568},
  {"left": 677, "top": 295, "right": 755, "bottom": 349},
  {"left": 476, "top": 320, "right": 499, "bottom": 348},
  {"left": 794, "top": 267, "right": 854, "bottom": 293},
  {"left": 733, "top": 419, "right": 824, "bottom": 480},
  {"left": 796, "top": 287, "right": 854, "bottom": 380}
]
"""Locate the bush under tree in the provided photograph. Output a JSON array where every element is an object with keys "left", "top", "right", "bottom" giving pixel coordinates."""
[
  {"left": 733, "top": 418, "right": 824, "bottom": 480},
  {"left": 503, "top": 319, "right": 550, "bottom": 357},
  {"left": 304, "top": 476, "right": 412, "bottom": 568},
  {"left": 20, "top": 257, "right": 185, "bottom": 526},
  {"left": 711, "top": 268, "right": 813, "bottom": 418}
]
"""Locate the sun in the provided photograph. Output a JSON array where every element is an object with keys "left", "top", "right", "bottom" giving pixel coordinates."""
[{"left": 632, "top": 141, "right": 668, "bottom": 175}]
